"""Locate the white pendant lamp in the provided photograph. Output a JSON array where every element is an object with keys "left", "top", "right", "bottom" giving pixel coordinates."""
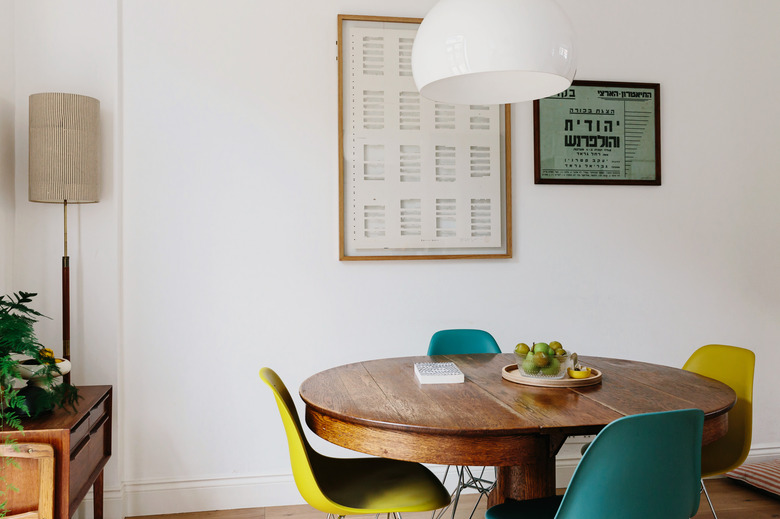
[{"left": 412, "top": 0, "right": 577, "bottom": 105}]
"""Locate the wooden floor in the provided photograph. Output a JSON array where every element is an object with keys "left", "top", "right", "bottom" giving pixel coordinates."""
[{"left": 132, "top": 478, "right": 778, "bottom": 519}]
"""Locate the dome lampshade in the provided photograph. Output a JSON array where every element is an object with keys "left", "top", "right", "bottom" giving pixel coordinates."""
[{"left": 412, "top": 0, "right": 577, "bottom": 105}]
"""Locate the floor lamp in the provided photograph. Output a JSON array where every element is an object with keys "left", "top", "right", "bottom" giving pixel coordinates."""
[{"left": 28, "top": 93, "right": 100, "bottom": 385}]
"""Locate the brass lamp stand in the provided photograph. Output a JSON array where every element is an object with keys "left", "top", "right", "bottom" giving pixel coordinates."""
[
  {"left": 28, "top": 93, "right": 100, "bottom": 385},
  {"left": 62, "top": 201, "right": 70, "bottom": 375}
]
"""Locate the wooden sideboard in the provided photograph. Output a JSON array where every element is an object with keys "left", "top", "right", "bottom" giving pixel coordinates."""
[{"left": 1, "top": 385, "right": 112, "bottom": 519}]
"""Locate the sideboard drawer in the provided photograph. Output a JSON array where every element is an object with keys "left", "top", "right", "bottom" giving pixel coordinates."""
[
  {"left": 70, "top": 414, "right": 91, "bottom": 455},
  {"left": 88, "top": 395, "right": 109, "bottom": 429},
  {"left": 69, "top": 411, "right": 110, "bottom": 508}
]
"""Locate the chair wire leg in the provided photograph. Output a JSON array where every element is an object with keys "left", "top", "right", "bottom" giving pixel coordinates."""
[
  {"left": 432, "top": 465, "right": 497, "bottom": 519},
  {"left": 701, "top": 479, "right": 719, "bottom": 519},
  {"left": 432, "top": 466, "right": 454, "bottom": 519},
  {"left": 465, "top": 493, "right": 484, "bottom": 519},
  {"left": 463, "top": 466, "right": 495, "bottom": 496},
  {"left": 449, "top": 466, "right": 466, "bottom": 519},
  {"left": 432, "top": 466, "right": 461, "bottom": 519},
  {"left": 462, "top": 466, "right": 496, "bottom": 518}
]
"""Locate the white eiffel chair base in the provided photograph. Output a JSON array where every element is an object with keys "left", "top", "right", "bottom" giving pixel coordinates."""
[{"left": 432, "top": 466, "right": 495, "bottom": 519}]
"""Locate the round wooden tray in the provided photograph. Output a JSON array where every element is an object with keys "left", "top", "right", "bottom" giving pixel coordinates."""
[{"left": 502, "top": 364, "right": 602, "bottom": 387}]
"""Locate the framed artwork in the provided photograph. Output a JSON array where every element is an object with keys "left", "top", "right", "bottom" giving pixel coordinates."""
[
  {"left": 534, "top": 80, "right": 661, "bottom": 185},
  {"left": 338, "top": 15, "right": 512, "bottom": 260}
]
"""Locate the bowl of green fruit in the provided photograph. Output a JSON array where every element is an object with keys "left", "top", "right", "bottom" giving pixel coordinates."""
[{"left": 514, "top": 341, "right": 571, "bottom": 379}]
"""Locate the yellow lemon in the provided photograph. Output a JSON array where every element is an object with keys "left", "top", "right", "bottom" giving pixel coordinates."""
[{"left": 567, "top": 367, "right": 592, "bottom": 379}]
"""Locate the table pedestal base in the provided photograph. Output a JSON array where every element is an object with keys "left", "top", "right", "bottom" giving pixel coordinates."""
[
  {"left": 489, "top": 459, "right": 556, "bottom": 507},
  {"left": 488, "top": 433, "right": 565, "bottom": 506}
]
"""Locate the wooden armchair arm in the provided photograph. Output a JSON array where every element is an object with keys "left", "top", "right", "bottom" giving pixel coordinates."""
[{"left": 1, "top": 443, "right": 54, "bottom": 519}]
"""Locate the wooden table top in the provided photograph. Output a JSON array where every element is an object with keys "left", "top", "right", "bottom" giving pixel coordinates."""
[{"left": 300, "top": 353, "right": 736, "bottom": 466}]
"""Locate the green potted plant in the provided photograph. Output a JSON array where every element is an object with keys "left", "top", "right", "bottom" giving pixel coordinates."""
[
  {"left": 1, "top": 291, "right": 81, "bottom": 516},
  {"left": 0, "top": 291, "right": 80, "bottom": 432}
]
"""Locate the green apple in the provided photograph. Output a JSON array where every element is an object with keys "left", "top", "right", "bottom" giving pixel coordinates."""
[
  {"left": 541, "top": 357, "right": 561, "bottom": 376},
  {"left": 533, "top": 351, "right": 550, "bottom": 367},
  {"left": 533, "top": 342, "right": 550, "bottom": 354},
  {"left": 522, "top": 358, "right": 540, "bottom": 374},
  {"left": 515, "top": 343, "right": 530, "bottom": 356}
]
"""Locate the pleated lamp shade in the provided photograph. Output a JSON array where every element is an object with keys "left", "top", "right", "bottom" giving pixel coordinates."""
[
  {"left": 411, "top": 0, "right": 577, "bottom": 105},
  {"left": 29, "top": 93, "right": 100, "bottom": 203}
]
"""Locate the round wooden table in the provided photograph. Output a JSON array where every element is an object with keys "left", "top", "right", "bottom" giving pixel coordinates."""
[{"left": 299, "top": 353, "right": 735, "bottom": 504}]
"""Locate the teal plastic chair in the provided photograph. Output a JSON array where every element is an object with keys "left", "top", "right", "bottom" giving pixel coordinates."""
[
  {"left": 260, "top": 368, "right": 450, "bottom": 518},
  {"left": 486, "top": 409, "right": 704, "bottom": 519},
  {"left": 683, "top": 345, "right": 755, "bottom": 519},
  {"left": 427, "top": 329, "right": 501, "bottom": 519},
  {"left": 427, "top": 329, "right": 501, "bottom": 356}
]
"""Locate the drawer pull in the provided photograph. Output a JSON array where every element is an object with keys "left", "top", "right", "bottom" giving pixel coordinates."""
[
  {"left": 90, "top": 413, "right": 109, "bottom": 434},
  {"left": 71, "top": 433, "right": 90, "bottom": 461}
]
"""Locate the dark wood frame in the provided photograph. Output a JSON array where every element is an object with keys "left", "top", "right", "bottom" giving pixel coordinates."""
[
  {"left": 338, "top": 14, "right": 513, "bottom": 260},
  {"left": 534, "top": 80, "right": 661, "bottom": 185}
]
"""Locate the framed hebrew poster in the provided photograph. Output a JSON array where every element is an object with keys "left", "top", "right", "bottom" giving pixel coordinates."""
[
  {"left": 534, "top": 80, "right": 661, "bottom": 185},
  {"left": 338, "top": 15, "right": 512, "bottom": 260}
]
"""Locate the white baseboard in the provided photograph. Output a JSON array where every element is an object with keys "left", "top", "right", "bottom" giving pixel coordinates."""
[
  {"left": 74, "top": 475, "right": 306, "bottom": 519},
  {"left": 554, "top": 440, "right": 780, "bottom": 484},
  {"left": 554, "top": 439, "right": 780, "bottom": 483},
  {"left": 739, "top": 443, "right": 780, "bottom": 464},
  {"left": 77, "top": 442, "right": 780, "bottom": 519}
]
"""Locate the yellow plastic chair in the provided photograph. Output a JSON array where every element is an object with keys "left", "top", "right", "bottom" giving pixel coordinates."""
[
  {"left": 683, "top": 344, "right": 755, "bottom": 519},
  {"left": 260, "top": 367, "right": 451, "bottom": 519}
]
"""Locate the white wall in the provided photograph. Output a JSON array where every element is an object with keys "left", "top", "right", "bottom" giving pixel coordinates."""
[
  {"left": 0, "top": 0, "right": 14, "bottom": 291},
  {"left": 7, "top": 0, "right": 780, "bottom": 517},
  {"left": 11, "top": 0, "right": 122, "bottom": 508}
]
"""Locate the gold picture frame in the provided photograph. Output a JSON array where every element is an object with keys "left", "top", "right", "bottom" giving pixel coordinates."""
[{"left": 338, "top": 15, "right": 512, "bottom": 260}]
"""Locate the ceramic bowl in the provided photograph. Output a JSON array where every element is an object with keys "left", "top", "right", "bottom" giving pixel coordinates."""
[{"left": 18, "top": 357, "right": 72, "bottom": 387}]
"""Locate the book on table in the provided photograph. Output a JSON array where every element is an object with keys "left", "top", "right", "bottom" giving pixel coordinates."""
[{"left": 414, "top": 362, "right": 465, "bottom": 384}]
